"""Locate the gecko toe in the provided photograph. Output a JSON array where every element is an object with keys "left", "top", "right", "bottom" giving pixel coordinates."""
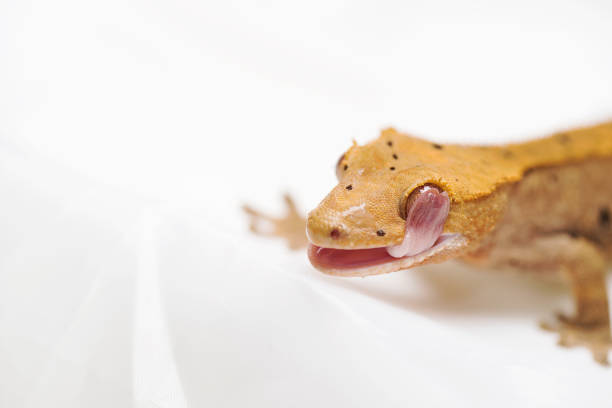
[{"left": 541, "top": 315, "right": 612, "bottom": 366}]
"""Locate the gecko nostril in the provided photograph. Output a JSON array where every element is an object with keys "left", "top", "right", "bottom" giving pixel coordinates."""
[{"left": 330, "top": 228, "right": 341, "bottom": 239}]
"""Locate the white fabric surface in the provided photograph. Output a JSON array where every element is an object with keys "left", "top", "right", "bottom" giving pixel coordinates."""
[{"left": 1, "top": 0, "right": 612, "bottom": 407}]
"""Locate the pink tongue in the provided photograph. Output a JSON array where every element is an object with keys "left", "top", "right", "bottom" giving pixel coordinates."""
[{"left": 386, "top": 186, "right": 450, "bottom": 258}]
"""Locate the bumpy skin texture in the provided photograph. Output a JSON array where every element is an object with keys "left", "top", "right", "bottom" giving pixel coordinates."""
[
  {"left": 307, "top": 122, "right": 612, "bottom": 251},
  {"left": 244, "top": 121, "right": 612, "bottom": 364}
]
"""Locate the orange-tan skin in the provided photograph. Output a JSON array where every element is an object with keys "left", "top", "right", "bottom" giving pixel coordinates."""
[
  {"left": 244, "top": 121, "right": 612, "bottom": 365},
  {"left": 308, "top": 122, "right": 612, "bottom": 260}
]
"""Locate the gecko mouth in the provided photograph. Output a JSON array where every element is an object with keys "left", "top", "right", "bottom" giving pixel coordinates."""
[
  {"left": 307, "top": 185, "right": 466, "bottom": 276},
  {"left": 307, "top": 233, "right": 463, "bottom": 276}
]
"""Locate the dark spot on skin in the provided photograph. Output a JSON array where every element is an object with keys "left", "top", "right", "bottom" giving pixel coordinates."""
[
  {"left": 376, "top": 229, "right": 386, "bottom": 236},
  {"left": 392, "top": 153, "right": 398, "bottom": 160},
  {"left": 330, "top": 228, "right": 340, "bottom": 239},
  {"left": 507, "top": 259, "right": 522, "bottom": 268},
  {"left": 557, "top": 133, "right": 570, "bottom": 144},
  {"left": 599, "top": 208, "right": 610, "bottom": 228},
  {"left": 432, "top": 144, "right": 443, "bottom": 150},
  {"left": 389, "top": 167, "right": 395, "bottom": 171},
  {"left": 523, "top": 168, "right": 535, "bottom": 177},
  {"left": 568, "top": 230, "right": 579, "bottom": 238},
  {"left": 387, "top": 141, "right": 393, "bottom": 147},
  {"left": 549, "top": 173, "right": 558, "bottom": 182},
  {"left": 502, "top": 150, "right": 514, "bottom": 159},
  {"left": 346, "top": 184, "right": 353, "bottom": 190},
  {"left": 343, "top": 164, "right": 348, "bottom": 171}
]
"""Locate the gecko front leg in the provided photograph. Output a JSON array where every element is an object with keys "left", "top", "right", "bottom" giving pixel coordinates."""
[
  {"left": 481, "top": 234, "right": 612, "bottom": 365},
  {"left": 242, "top": 194, "right": 308, "bottom": 250}
]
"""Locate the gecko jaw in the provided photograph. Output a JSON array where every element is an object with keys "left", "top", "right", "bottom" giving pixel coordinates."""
[{"left": 308, "top": 233, "right": 466, "bottom": 277}]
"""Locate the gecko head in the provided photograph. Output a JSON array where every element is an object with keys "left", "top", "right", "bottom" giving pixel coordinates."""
[{"left": 306, "top": 129, "right": 480, "bottom": 277}]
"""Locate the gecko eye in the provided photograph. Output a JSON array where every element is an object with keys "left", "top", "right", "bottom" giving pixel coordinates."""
[
  {"left": 335, "top": 153, "right": 346, "bottom": 180},
  {"left": 399, "top": 184, "right": 443, "bottom": 219}
]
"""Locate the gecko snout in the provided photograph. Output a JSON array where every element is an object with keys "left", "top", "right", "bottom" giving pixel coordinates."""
[{"left": 306, "top": 209, "right": 349, "bottom": 247}]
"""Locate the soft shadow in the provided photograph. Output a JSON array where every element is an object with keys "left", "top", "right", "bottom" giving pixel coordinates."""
[{"left": 312, "top": 261, "right": 572, "bottom": 319}]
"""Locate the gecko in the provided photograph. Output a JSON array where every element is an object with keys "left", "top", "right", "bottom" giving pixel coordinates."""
[{"left": 243, "top": 121, "right": 612, "bottom": 365}]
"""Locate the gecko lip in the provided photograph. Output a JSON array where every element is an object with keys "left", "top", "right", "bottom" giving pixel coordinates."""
[
  {"left": 307, "top": 184, "right": 461, "bottom": 276},
  {"left": 307, "top": 233, "right": 462, "bottom": 275}
]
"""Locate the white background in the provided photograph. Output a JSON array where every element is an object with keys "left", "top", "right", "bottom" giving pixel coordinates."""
[{"left": 1, "top": 0, "right": 612, "bottom": 407}]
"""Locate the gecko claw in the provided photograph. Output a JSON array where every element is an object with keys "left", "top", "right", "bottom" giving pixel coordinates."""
[
  {"left": 242, "top": 194, "right": 308, "bottom": 251},
  {"left": 242, "top": 205, "right": 275, "bottom": 236},
  {"left": 282, "top": 193, "right": 299, "bottom": 212},
  {"left": 540, "top": 315, "right": 612, "bottom": 366}
]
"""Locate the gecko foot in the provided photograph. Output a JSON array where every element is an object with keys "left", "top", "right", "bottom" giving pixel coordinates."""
[
  {"left": 242, "top": 194, "right": 308, "bottom": 251},
  {"left": 540, "top": 313, "right": 612, "bottom": 366}
]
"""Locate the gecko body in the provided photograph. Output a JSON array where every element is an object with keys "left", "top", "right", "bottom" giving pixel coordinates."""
[{"left": 244, "top": 121, "right": 612, "bottom": 364}]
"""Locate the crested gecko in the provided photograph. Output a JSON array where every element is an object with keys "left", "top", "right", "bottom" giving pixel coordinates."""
[{"left": 243, "top": 121, "right": 612, "bottom": 365}]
